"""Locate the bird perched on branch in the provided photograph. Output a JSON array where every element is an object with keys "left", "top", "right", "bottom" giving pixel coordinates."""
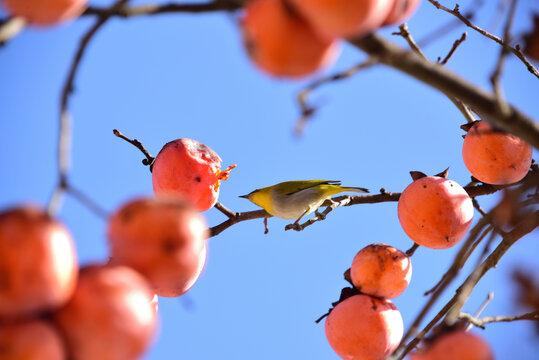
[{"left": 240, "top": 180, "right": 369, "bottom": 226}]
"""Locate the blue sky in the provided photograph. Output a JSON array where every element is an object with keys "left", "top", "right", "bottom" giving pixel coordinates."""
[{"left": 1, "top": 0, "right": 538, "bottom": 359}]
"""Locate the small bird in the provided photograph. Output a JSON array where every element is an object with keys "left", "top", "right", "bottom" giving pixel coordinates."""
[{"left": 240, "top": 180, "right": 369, "bottom": 225}]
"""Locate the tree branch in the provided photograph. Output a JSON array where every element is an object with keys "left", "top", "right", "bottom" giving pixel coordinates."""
[
  {"left": 426, "top": 0, "right": 539, "bottom": 78},
  {"left": 83, "top": 0, "right": 243, "bottom": 18},
  {"left": 349, "top": 33, "right": 539, "bottom": 149},
  {"left": 459, "top": 310, "right": 539, "bottom": 329}
]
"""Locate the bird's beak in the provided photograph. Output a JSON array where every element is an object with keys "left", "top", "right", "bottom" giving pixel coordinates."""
[{"left": 239, "top": 194, "right": 249, "bottom": 199}]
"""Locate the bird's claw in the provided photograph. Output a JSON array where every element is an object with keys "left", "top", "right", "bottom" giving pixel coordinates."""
[{"left": 315, "top": 210, "right": 326, "bottom": 220}]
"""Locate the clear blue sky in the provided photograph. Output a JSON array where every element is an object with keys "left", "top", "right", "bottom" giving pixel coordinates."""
[{"left": 1, "top": 0, "right": 538, "bottom": 359}]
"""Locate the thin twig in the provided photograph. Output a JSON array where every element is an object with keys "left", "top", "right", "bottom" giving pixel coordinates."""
[
  {"left": 393, "top": 23, "right": 476, "bottom": 124},
  {"left": 294, "top": 58, "right": 378, "bottom": 136},
  {"left": 65, "top": 185, "right": 109, "bottom": 219},
  {"left": 47, "top": 0, "right": 131, "bottom": 217},
  {"left": 445, "top": 209, "right": 539, "bottom": 325},
  {"left": 83, "top": 0, "right": 243, "bottom": 18},
  {"left": 438, "top": 32, "right": 467, "bottom": 65},
  {"left": 460, "top": 310, "right": 539, "bottom": 329},
  {"left": 393, "top": 209, "right": 539, "bottom": 359},
  {"left": 426, "top": 0, "right": 539, "bottom": 78},
  {"left": 113, "top": 129, "right": 155, "bottom": 166},
  {"left": 417, "top": 0, "right": 484, "bottom": 47},
  {"left": 349, "top": 33, "right": 539, "bottom": 148},
  {"left": 490, "top": 0, "right": 518, "bottom": 119},
  {"left": 465, "top": 292, "right": 494, "bottom": 331}
]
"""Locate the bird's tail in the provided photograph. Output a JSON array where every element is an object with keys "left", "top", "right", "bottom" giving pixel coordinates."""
[{"left": 340, "top": 186, "right": 369, "bottom": 194}]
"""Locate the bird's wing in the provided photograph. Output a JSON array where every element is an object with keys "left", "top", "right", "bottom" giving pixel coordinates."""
[{"left": 280, "top": 180, "right": 341, "bottom": 196}]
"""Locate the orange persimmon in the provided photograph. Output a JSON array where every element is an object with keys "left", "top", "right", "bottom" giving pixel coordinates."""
[
  {"left": 462, "top": 120, "right": 532, "bottom": 185},
  {"left": 289, "top": 0, "right": 393, "bottom": 39},
  {"left": 398, "top": 176, "right": 473, "bottom": 249},
  {"left": 152, "top": 138, "right": 234, "bottom": 212},
  {"left": 54, "top": 264, "right": 157, "bottom": 360},
  {"left": 383, "top": 0, "right": 421, "bottom": 25},
  {"left": 0, "top": 206, "right": 78, "bottom": 320},
  {"left": 409, "top": 330, "right": 494, "bottom": 360},
  {"left": 0, "top": 320, "right": 66, "bottom": 360},
  {"left": 2, "top": 0, "right": 87, "bottom": 26},
  {"left": 325, "top": 294, "right": 403, "bottom": 360},
  {"left": 241, "top": 0, "right": 338, "bottom": 78},
  {"left": 108, "top": 197, "right": 208, "bottom": 297},
  {"left": 351, "top": 244, "right": 411, "bottom": 299}
]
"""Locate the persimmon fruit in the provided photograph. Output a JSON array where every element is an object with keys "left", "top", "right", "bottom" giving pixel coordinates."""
[
  {"left": 462, "top": 120, "right": 532, "bottom": 185},
  {"left": 108, "top": 197, "right": 208, "bottom": 297},
  {"left": 241, "top": 0, "right": 338, "bottom": 78},
  {"left": 0, "top": 206, "right": 78, "bottom": 320},
  {"left": 54, "top": 264, "right": 157, "bottom": 360},
  {"left": 383, "top": 0, "right": 422, "bottom": 25},
  {"left": 398, "top": 176, "right": 473, "bottom": 249},
  {"left": 0, "top": 320, "right": 66, "bottom": 360},
  {"left": 152, "top": 138, "right": 234, "bottom": 212},
  {"left": 289, "top": 0, "right": 393, "bottom": 39},
  {"left": 325, "top": 294, "right": 403, "bottom": 360},
  {"left": 409, "top": 330, "right": 494, "bottom": 360},
  {"left": 2, "top": 0, "right": 88, "bottom": 26},
  {"left": 351, "top": 244, "right": 411, "bottom": 299}
]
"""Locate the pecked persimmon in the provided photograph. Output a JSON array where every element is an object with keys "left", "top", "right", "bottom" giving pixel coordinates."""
[
  {"left": 409, "top": 330, "right": 494, "bottom": 360},
  {"left": 351, "top": 244, "right": 411, "bottom": 299},
  {"left": 0, "top": 320, "right": 66, "bottom": 360},
  {"left": 54, "top": 264, "right": 157, "bottom": 360},
  {"left": 152, "top": 138, "right": 234, "bottom": 212},
  {"left": 241, "top": 0, "right": 338, "bottom": 78},
  {"left": 398, "top": 176, "right": 473, "bottom": 249},
  {"left": 325, "top": 294, "right": 403, "bottom": 360},
  {"left": 1, "top": 0, "right": 88, "bottom": 26},
  {"left": 0, "top": 206, "right": 78, "bottom": 320},
  {"left": 108, "top": 197, "right": 208, "bottom": 297},
  {"left": 462, "top": 120, "right": 532, "bottom": 185},
  {"left": 383, "top": 0, "right": 422, "bottom": 25},
  {"left": 289, "top": 0, "right": 393, "bottom": 39}
]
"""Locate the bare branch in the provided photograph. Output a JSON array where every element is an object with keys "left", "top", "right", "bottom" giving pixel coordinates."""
[
  {"left": 393, "top": 23, "right": 476, "bottom": 124},
  {"left": 294, "top": 58, "right": 378, "bottom": 136},
  {"left": 83, "top": 0, "right": 243, "bottom": 18},
  {"left": 438, "top": 32, "right": 467, "bottom": 65},
  {"left": 426, "top": 0, "right": 539, "bottom": 78},
  {"left": 47, "top": 0, "right": 131, "bottom": 217},
  {"left": 489, "top": 0, "right": 518, "bottom": 119},
  {"left": 349, "top": 34, "right": 539, "bottom": 149},
  {"left": 445, "top": 209, "right": 539, "bottom": 325},
  {"left": 460, "top": 310, "right": 539, "bottom": 329},
  {"left": 113, "top": 129, "right": 155, "bottom": 167}
]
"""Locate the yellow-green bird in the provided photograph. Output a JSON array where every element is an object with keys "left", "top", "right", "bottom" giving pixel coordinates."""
[{"left": 239, "top": 180, "right": 369, "bottom": 224}]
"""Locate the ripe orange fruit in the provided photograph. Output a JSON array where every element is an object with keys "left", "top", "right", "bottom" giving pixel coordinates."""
[
  {"left": 383, "top": 0, "right": 421, "bottom": 25},
  {"left": 2, "top": 0, "right": 88, "bottom": 26},
  {"left": 0, "top": 206, "right": 78, "bottom": 320},
  {"left": 325, "top": 294, "right": 403, "bottom": 360},
  {"left": 462, "top": 120, "right": 532, "bottom": 185},
  {"left": 398, "top": 176, "right": 473, "bottom": 249},
  {"left": 0, "top": 320, "right": 66, "bottom": 360},
  {"left": 241, "top": 0, "right": 338, "bottom": 78},
  {"left": 289, "top": 0, "right": 393, "bottom": 39},
  {"left": 108, "top": 197, "right": 208, "bottom": 297},
  {"left": 409, "top": 330, "right": 494, "bottom": 360},
  {"left": 351, "top": 244, "right": 411, "bottom": 299},
  {"left": 54, "top": 264, "right": 157, "bottom": 360},
  {"left": 152, "top": 138, "right": 234, "bottom": 212}
]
